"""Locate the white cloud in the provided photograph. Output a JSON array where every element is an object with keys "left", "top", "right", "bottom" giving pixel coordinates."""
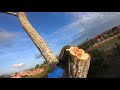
[
  {"left": 67, "top": 12, "right": 120, "bottom": 30},
  {"left": 0, "top": 28, "right": 23, "bottom": 48},
  {"left": 12, "top": 63, "right": 25, "bottom": 68},
  {"left": 0, "top": 31, "right": 20, "bottom": 41}
]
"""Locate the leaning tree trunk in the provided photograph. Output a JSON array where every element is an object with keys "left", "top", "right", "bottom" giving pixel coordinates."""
[
  {"left": 17, "top": 12, "right": 58, "bottom": 68},
  {"left": 57, "top": 46, "right": 91, "bottom": 78}
]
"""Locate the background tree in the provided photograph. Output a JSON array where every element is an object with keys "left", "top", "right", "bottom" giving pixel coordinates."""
[{"left": 35, "top": 64, "right": 40, "bottom": 69}]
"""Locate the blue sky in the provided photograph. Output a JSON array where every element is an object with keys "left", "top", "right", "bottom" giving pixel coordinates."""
[{"left": 0, "top": 12, "right": 120, "bottom": 75}]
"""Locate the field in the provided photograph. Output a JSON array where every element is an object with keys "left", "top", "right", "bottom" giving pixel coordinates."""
[{"left": 95, "top": 37, "right": 120, "bottom": 50}]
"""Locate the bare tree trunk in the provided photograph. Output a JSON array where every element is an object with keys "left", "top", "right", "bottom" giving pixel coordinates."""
[
  {"left": 17, "top": 12, "right": 58, "bottom": 68},
  {"left": 58, "top": 46, "right": 91, "bottom": 78}
]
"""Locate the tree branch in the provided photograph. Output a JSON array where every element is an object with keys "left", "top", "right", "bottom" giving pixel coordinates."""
[{"left": 2, "top": 12, "right": 18, "bottom": 16}]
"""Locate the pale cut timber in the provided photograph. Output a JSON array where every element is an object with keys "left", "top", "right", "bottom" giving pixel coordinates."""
[
  {"left": 59, "top": 46, "right": 91, "bottom": 78},
  {"left": 17, "top": 12, "right": 58, "bottom": 68},
  {"left": 66, "top": 46, "right": 90, "bottom": 61}
]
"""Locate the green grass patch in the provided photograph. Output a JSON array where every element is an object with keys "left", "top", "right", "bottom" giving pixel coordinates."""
[
  {"left": 96, "top": 38, "right": 120, "bottom": 50},
  {"left": 23, "top": 67, "right": 53, "bottom": 78}
]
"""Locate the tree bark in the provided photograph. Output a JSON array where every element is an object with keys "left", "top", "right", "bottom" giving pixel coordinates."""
[
  {"left": 17, "top": 12, "right": 59, "bottom": 68},
  {"left": 58, "top": 46, "right": 91, "bottom": 78}
]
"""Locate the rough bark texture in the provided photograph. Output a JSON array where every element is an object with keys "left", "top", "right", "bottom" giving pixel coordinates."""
[
  {"left": 17, "top": 12, "right": 59, "bottom": 68},
  {"left": 57, "top": 46, "right": 91, "bottom": 78}
]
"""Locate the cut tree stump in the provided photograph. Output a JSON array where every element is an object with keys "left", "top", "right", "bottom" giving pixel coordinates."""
[{"left": 57, "top": 45, "right": 91, "bottom": 78}]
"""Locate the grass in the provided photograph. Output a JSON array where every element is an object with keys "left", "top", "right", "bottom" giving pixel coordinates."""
[
  {"left": 23, "top": 66, "right": 53, "bottom": 78},
  {"left": 95, "top": 37, "right": 120, "bottom": 50}
]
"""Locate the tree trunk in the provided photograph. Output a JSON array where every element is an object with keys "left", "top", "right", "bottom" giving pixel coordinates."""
[
  {"left": 17, "top": 12, "right": 58, "bottom": 68},
  {"left": 57, "top": 46, "right": 91, "bottom": 78}
]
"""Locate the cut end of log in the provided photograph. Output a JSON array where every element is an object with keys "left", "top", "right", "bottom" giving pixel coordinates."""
[{"left": 66, "top": 46, "right": 90, "bottom": 61}]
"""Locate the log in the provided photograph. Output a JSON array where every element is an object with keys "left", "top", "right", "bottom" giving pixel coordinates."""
[
  {"left": 17, "top": 12, "right": 59, "bottom": 68},
  {"left": 57, "top": 46, "right": 91, "bottom": 78}
]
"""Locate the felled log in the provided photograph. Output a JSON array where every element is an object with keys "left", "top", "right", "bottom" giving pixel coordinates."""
[{"left": 57, "top": 45, "right": 91, "bottom": 78}]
